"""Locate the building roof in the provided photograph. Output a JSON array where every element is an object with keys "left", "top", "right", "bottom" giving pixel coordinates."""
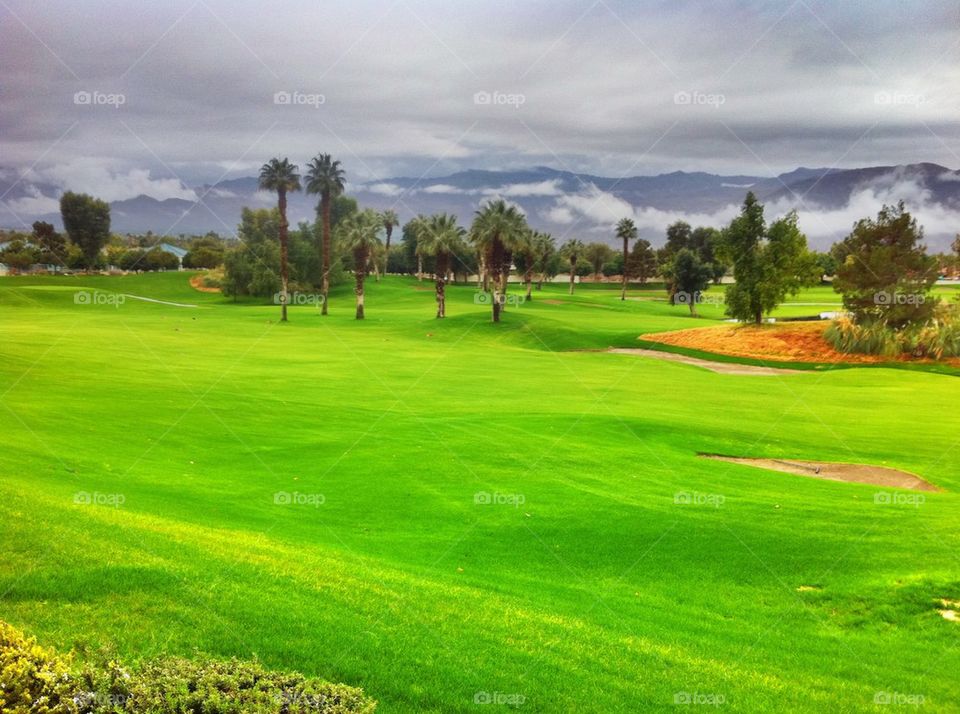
[{"left": 158, "top": 242, "right": 188, "bottom": 259}]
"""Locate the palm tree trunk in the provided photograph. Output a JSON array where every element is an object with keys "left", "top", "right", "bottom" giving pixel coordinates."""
[
  {"left": 384, "top": 226, "right": 392, "bottom": 276},
  {"left": 321, "top": 192, "right": 331, "bottom": 316},
  {"left": 417, "top": 254, "right": 423, "bottom": 281},
  {"left": 621, "top": 237, "right": 628, "bottom": 301},
  {"left": 279, "top": 189, "right": 289, "bottom": 322},
  {"left": 355, "top": 266, "right": 365, "bottom": 320},
  {"left": 436, "top": 276, "right": 445, "bottom": 318},
  {"left": 525, "top": 271, "right": 532, "bottom": 301},
  {"left": 569, "top": 261, "right": 575, "bottom": 295}
]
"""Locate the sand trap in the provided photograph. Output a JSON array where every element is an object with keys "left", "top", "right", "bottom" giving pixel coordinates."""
[
  {"left": 608, "top": 348, "right": 805, "bottom": 375},
  {"left": 700, "top": 453, "right": 940, "bottom": 491}
]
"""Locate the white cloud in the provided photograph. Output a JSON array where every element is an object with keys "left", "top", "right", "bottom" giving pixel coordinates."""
[
  {"left": 364, "top": 182, "right": 404, "bottom": 196},
  {"left": 422, "top": 184, "right": 464, "bottom": 194},
  {"left": 27, "top": 160, "right": 196, "bottom": 202},
  {"left": 545, "top": 173, "right": 960, "bottom": 250},
  {"left": 3, "top": 185, "right": 59, "bottom": 216},
  {"left": 482, "top": 179, "right": 563, "bottom": 197}
]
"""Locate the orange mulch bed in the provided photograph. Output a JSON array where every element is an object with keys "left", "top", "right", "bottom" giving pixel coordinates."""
[
  {"left": 644, "top": 322, "right": 960, "bottom": 367},
  {"left": 189, "top": 274, "right": 221, "bottom": 293}
]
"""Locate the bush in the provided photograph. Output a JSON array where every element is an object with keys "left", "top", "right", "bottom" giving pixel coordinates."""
[
  {"left": 79, "top": 656, "right": 376, "bottom": 714},
  {"left": 825, "top": 307, "right": 960, "bottom": 359},
  {"left": 0, "top": 621, "right": 78, "bottom": 713},
  {"left": 0, "top": 622, "right": 376, "bottom": 714}
]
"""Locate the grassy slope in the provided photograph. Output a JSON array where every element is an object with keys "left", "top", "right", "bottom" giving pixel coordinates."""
[{"left": 1, "top": 273, "right": 959, "bottom": 712}]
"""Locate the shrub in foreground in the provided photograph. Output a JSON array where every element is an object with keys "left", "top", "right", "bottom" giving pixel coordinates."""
[
  {"left": 1, "top": 621, "right": 376, "bottom": 713},
  {"left": 826, "top": 309, "right": 960, "bottom": 359},
  {"left": 0, "top": 621, "right": 77, "bottom": 713}
]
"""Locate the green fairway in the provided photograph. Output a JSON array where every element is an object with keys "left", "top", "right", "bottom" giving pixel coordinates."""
[{"left": 2, "top": 272, "right": 959, "bottom": 712}]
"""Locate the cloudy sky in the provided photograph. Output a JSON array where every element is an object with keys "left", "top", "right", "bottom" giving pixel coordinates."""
[{"left": 2, "top": 0, "right": 958, "bottom": 199}]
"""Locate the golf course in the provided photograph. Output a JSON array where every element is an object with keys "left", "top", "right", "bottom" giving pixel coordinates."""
[{"left": 2, "top": 271, "right": 959, "bottom": 712}]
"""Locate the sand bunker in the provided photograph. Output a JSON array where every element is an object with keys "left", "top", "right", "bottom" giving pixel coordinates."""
[
  {"left": 700, "top": 453, "right": 940, "bottom": 491},
  {"left": 608, "top": 348, "right": 805, "bottom": 375}
]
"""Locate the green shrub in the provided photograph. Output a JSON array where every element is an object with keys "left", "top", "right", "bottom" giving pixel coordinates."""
[
  {"left": 94, "top": 656, "right": 376, "bottom": 714},
  {"left": 1, "top": 622, "right": 376, "bottom": 714},
  {"left": 824, "top": 317, "right": 901, "bottom": 357},
  {"left": 825, "top": 307, "right": 960, "bottom": 359},
  {"left": 0, "top": 621, "right": 79, "bottom": 713}
]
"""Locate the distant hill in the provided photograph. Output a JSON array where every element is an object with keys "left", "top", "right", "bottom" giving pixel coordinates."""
[{"left": 2, "top": 163, "right": 958, "bottom": 249}]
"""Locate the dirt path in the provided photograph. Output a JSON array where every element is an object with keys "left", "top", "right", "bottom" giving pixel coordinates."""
[
  {"left": 607, "top": 348, "right": 805, "bottom": 375},
  {"left": 700, "top": 453, "right": 940, "bottom": 491}
]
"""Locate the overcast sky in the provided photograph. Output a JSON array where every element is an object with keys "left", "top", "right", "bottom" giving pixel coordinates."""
[{"left": 2, "top": 0, "right": 958, "bottom": 194}]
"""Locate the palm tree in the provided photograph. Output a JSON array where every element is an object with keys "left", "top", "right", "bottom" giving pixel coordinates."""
[
  {"left": 305, "top": 154, "right": 345, "bottom": 315},
  {"left": 405, "top": 214, "right": 428, "bottom": 281},
  {"left": 533, "top": 232, "right": 555, "bottom": 290},
  {"left": 339, "top": 209, "right": 382, "bottom": 320},
  {"left": 616, "top": 217, "right": 638, "bottom": 301},
  {"left": 470, "top": 200, "right": 527, "bottom": 322},
  {"left": 418, "top": 213, "right": 465, "bottom": 318},
  {"left": 560, "top": 239, "right": 584, "bottom": 295},
  {"left": 380, "top": 209, "right": 399, "bottom": 276},
  {"left": 258, "top": 157, "right": 301, "bottom": 322},
  {"left": 513, "top": 230, "right": 538, "bottom": 302}
]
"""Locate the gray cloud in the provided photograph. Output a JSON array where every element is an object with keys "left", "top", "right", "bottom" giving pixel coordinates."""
[{"left": 1, "top": 0, "right": 958, "bottom": 197}]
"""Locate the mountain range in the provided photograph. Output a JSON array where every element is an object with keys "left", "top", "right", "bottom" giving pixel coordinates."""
[{"left": 2, "top": 163, "right": 959, "bottom": 250}]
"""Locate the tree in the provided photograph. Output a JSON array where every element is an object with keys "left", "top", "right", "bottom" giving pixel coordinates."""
[
  {"left": 0, "top": 239, "right": 39, "bottom": 273},
  {"left": 381, "top": 209, "right": 399, "bottom": 276},
  {"left": 583, "top": 242, "right": 613, "bottom": 279},
  {"left": 719, "top": 192, "right": 819, "bottom": 324},
  {"left": 258, "top": 157, "right": 301, "bottom": 322},
  {"left": 60, "top": 192, "right": 110, "bottom": 270},
  {"left": 664, "top": 221, "right": 692, "bottom": 256},
  {"left": 813, "top": 251, "right": 838, "bottom": 282},
  {"left": 626, "top": 239, "right": 656, "bottom": 284},
  {"left": 305, "top": 154, "right": 345, "bottom": 315},
  {"left": 690, "top": 226, "right": 727, "bottom": 284},
  {"left": 512, "top": 230, "right": 537, "bottom": 301},
  {"left": 32, "top": 221, "right": 67, "bottom": 268},
  {"left": 222, "top": 208, "right": 281, "bottom": 299},
  {"left": 533, "top": 232, "right": 556, "bottom": 290},
  {"left": 470, "top": 200, "right": 527, "bottom": 322},
  {"left": 560, "top": 239, "right": 584, "bottom": 295},
  {"left": 664, "top": 248, "right": 713, "bottom": 316},
  {"left": 615, "top": 218, "right": 638, "bottom": 300},
  {"left": 832, "top": 202, "right": 938, "bottom": 329},
  {"left": 418, "top": 213, "right": 465, "bottom": 317},
  {"left": 338, "top": 209, "right": 382, "bottom": 320}
]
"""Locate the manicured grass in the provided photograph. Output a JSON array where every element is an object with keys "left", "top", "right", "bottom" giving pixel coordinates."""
[{"left": 2, "top": 272, "right": 959, "bottom": 712}]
